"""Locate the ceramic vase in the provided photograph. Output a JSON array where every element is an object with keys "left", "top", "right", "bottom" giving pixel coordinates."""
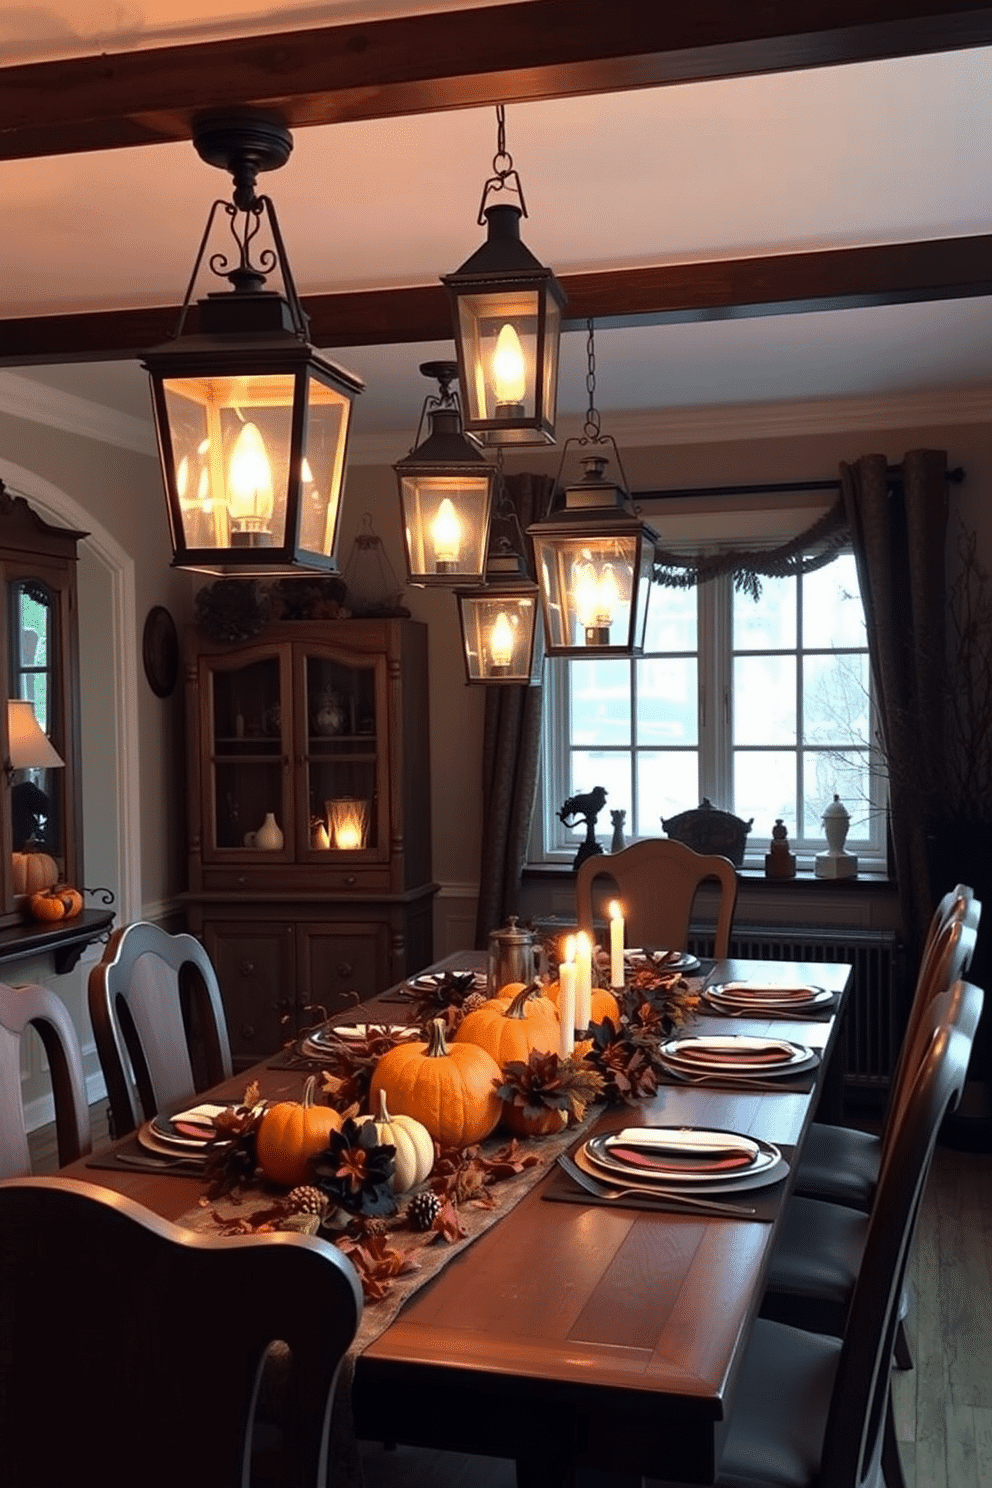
[{"left": 255, "top": 812, "right": 284, "bottom": 850}]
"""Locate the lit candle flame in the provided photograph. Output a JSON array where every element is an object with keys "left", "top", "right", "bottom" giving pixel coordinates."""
[
  {"left": 431, "top": 497, "right": 462, "bottom": 564},
  {"left": 489, "top": 610, "right": 514, "bottom": 668},
  {"left": 228, "top": 421, "right": 273, "bottom": 523},
  {"left": 492, "top": 323, "right": 526, "bottom": 405}
]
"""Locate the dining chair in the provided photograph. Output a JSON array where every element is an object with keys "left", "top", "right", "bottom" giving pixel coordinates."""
[
  {"left": 792, "top": 892, "right": 980, "bottom": 1213},
  {"left": 88, "top": 919, "right": 233, "bottom": 1136},
  {"left": 0, "top": 1174, "right": 363, "bottom": 1488},
  {"left": 0, "top": 979, "right": 91, "bottom": 1176},
  {"left": 643, "top": 976, "right": 979, "bottom": 1488},
  {"left": 575, "top": 837, "right": 739, "bottom": 958}
]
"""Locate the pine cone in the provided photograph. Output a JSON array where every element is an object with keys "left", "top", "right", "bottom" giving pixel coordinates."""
[
  {"left": 461, "top": 991, "right": 488, "bottom": 1016},
  {"left": 406, "top": 1190, "right": 442, "bottom": 1231},
  {"left": 287, "top": 1185, "right": 327, "bottom": 1216}
]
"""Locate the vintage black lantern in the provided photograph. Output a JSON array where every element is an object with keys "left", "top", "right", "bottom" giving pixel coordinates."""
[
  {"left": 528, "top": 323, "right": 658, "bottom": 657},
  {"left": 394, "top": 361, "right": 497, "bottom": 586},
  {"left": 442, "top": 107, "right": 565, "bottom": 447},
  {"left": 455, "top": 491, "right": 543, "bottom": 687},
  {"left": 143, "top": 111, "right": 363, "bottom": 574}
]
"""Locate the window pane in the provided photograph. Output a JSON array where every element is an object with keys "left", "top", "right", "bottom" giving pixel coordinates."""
[
  {"left": 635, "top": 656, "right": 698, "bottom": 745},
  {"left": 734, "top": 750, "right": 796, "bottom": 841},
  {"left": 643, "top": 581, "right": 696, "bottom": 652},
  {"left": 802, "top": 751, "right": 872, "bottom": 841},
  {"left": 566, "top": 752, "right": 630, "bottom": 844},
  {"left": 733, "top": 655, "right": 796, "bottom": 744},
  {"left": 570, "top": 659, "right": 631, "bottom": 747},
  {"left": 733, "top": 574, "right": 796, "bottom": 651},
  {"left": 636, "top": 751, "right": 699, "bottom": 832},
  {"left": 802, "top": 555, "right": 867, "bottom": 649},
  {"left": 803, "top": 652, "right": 871, "bottom": 745}
]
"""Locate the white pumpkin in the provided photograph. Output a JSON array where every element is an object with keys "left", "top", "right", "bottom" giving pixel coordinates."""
[
  {"left": 11, "top": 850, "right": 59, "bottom": 897},
  {"left": 357, "top": 1088, "right": 435, "bottom": 1193}
]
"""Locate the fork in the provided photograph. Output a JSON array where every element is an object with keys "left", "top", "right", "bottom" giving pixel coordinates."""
[{"left": 556, "top": 1152, "right": 756, "bottom": 1217}]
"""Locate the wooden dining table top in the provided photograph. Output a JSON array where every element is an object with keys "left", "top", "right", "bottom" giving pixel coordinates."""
[{"left": 64, "top": 953, "right": 852, "bottom": 1484}]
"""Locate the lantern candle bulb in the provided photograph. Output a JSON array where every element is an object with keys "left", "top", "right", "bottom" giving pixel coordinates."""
[
  {"left": 492, "top": 323, "right": 526, "bottom": 416},
  {"left": 227, "top": 421, "right": 274, "bottom": 543},
  {"left": 609, "top": 900, "right": 625, "bottom": 990},
  {"left": 558, "top": 935, "right": 576, "bottom": 1058},
  {"left": 488, "top": 610, "right": 514, "bottom": 673},
  {"left": 574, "top": 930, "right": 592, "bottom": 1033},
  {"left": 431, "top": 496, "right": 462, "bottom": 573}
]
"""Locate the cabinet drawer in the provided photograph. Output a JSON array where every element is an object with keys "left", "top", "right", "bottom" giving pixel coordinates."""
[{"left": 200, "top": 865, "right": 394, "bottom": 895}]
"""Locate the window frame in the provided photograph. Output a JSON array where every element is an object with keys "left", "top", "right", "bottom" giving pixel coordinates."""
[{"left": 531, "top": 494, "right": 888, "bottom": 874}]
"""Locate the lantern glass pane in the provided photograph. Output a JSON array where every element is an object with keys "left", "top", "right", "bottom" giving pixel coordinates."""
[
  {"left": 459, "top": 592, "right": 537, "bottom": 680},
  {"left": 400, "top": 473, "right": 491, "bottom": 581},
  {"left": 455, "top": 289, "right": 540, "bottom": 425},
  {"left": 161, "top": 374, "right": 295, "bottom": 550},
  {"left": 299, "top": 373, "right": 351, "bottom": 559},
  {"left": 540, "top": 294, "right": 562, "bottom": 430},
  {"left": 535, "top": 533, "right": 639, "bottom": 651}
]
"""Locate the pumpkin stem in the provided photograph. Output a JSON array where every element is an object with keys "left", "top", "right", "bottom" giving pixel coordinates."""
[
  {"left": 302, "top": 1075, "right": 317, "bottom": 1108},
  {"left": 376, "top": 1088, "right": 392, "bottom": 1122},
  {"left": 506, "top": 981, "right": 542, "bottom": 1020},
  {"left": 427, "top": 1018, "right": 451, "bottom": 1058}
]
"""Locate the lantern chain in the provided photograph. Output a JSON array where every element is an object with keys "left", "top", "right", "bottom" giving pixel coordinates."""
[
  {"left": 583, "top": 319, "right": 602, "bottom": 442},
  {"left": 476, "top": 104, "right": 528, "bottom": 224}
]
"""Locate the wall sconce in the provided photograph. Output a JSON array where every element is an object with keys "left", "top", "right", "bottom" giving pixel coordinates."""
[
  {"left": 142, "top": 111, "right": 364, "bottom": 575},
  {"left": 394, "top": 362, "right": 497, "bottom": 586},
  {"left": 527, "top": 323, "right": 658, "bottom": 658},
  {"left": 325, "top": 797, "right": 371, "bottom": 851},
  {"left": 442, "top": 106, "right": 565, "bottom": 447}
]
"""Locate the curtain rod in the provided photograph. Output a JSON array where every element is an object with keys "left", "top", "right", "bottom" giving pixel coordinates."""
[{"left": 635, "top": 466, "right": 965, "bottom": 502}]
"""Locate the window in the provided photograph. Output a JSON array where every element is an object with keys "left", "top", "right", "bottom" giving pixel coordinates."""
[{"left": 534, "top": 511, "right": 886, "bottom": 871}]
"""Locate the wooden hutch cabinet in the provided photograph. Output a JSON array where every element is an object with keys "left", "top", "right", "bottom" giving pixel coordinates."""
[{"left": 184, "top": 617, "right": 437, "bottom": 1066}]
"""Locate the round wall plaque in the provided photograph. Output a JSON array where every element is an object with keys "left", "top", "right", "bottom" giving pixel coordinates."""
[{"left": 142, "top": 605, "right": 179, "bottom": 698}]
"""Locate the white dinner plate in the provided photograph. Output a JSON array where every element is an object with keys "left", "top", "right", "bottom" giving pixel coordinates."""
[
  {"left": 658, "top": 1034, "right": 816, "bottom": 1075},
  {"left": 307, "top": 1023, "right": 418, "bottom": 1044},
  {"left": 704, "top": 983, "right": 834, "bottom": 1013},
  {"left": 406, "top": 970, "right": 487, "bottom": 991},
  {"left": 147, "top": 1103, "right": 230, "bottom": 1148},
  {"left": 584, "top": 1127, "right": 782, "bottom": 1186},
  {"left": 624, "top": 949, "right": 701, "bottom": 975},
  {"left": 571, "top": 1140, "right": 789, "bottom": 1197}
]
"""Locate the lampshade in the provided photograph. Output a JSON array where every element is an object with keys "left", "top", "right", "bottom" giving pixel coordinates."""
[
  {"left": 528, "top": 455, "right": 658, "bottom": 658},
  {"left": 142, "top": 111, "right": 363, "bottom": 575},
  {"left": 394, "top": 362, "right": 497, "bottom": 587},
  {"left": 7, "top": 701, "right": 64, "bottom": 770}
]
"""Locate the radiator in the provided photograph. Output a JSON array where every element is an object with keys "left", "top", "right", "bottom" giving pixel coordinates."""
[{"left": 687, "top": 924, "right": 905, "bottom": 1096}]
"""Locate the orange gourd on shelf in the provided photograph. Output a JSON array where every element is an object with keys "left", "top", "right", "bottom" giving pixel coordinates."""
[
  {"left": 11, "top": 850, "right": 59, "bottom": 897},
  {"left": 28, "top": 884, "right": 83, "bottom": 921},
  {"left": 370, "top": 1019, "right": 501, "bottom": 1148},
  {"left": 256, "top": 1076, "right": 343, "bottom": 1188}
]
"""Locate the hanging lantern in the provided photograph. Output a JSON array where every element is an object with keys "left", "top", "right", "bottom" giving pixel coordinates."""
[
  {"left": 394, "top": 362, "right": 497, "bottom": 586},
  {"left": 527, "top": 322, "right": 658, "bottom": 658},
  {"left": 442, "top": 107, "right": 565, "bottom": 447},
  {"left": 142, "top": 111, "right": 363, "bottom": 574},
  {"left": 456, "top": 549, "right": 543, "bottom": 685}
]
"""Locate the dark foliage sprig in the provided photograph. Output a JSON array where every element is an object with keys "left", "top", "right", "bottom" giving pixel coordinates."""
[
  {"left": 310, "top": 1118, "right": 398, "bottom": 1217},
  {"left": 496, "top": 1050, "right": 605, "bottom": 1123}
]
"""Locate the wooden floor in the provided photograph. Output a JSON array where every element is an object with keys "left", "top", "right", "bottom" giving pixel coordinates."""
[{"left": 26, "top": 1106, "right": 992, "bottom": 1488}]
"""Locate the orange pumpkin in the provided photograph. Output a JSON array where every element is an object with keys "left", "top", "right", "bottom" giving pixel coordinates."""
[
  {"left": 455, "top": 985, "right": 559, "bottom": 1069},
  {"left": 256, "top": 1076, "right": 343, "bottom": 1187},
  {"left": 28, "top": 884, "right": 83, "bottom": 921},
  {"left": 11, "top": 850, "right": 59, "bottom": 897},
  {"left": 501, "top": 1102, "right": 569, "bottom": 1139},
  {"left": 370, "top": 1019, "right": 501, "bottom": 1148},
  {"left": 544, "top": 980, "right": 621, "bottom": 1030}
]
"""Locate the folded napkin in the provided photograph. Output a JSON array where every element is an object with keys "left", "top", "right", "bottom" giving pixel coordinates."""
[
  {"left": 603, "top": 1127, "right": 760, "bottom": 1173},
  {"left": 714, "top": 982, "right": 819, "bottom": 1000},
  {"left": 157, "top": 1103, "right": 229, "bottom": 1142},
  {"left": 669, "top": 1036, "right": 796, "bottom": 1066}
]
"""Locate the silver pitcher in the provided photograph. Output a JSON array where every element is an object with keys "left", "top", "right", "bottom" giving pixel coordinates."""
[{"left": 487, "top": 916, "right": 546, "bottom": 996}]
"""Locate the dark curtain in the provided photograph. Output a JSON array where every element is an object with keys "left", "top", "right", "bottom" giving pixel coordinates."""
[
  {"left": 473, "top": 471, "right": 555, "bottom": 947},
  {"left": 840, "top": 449, "right": 949, "bottom": 968}
]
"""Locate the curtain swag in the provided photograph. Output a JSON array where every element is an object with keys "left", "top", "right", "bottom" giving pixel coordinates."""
[{"left": 652, "top": 493, "right": 850, "bottom": 600}]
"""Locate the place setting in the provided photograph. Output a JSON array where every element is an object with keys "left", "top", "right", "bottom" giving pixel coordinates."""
[
  {"left": 547, "top": 1124, "right": 793, "bottom": 1220},
  {"left": 656, "top": 1032, "right": 821, "bottom": 1093},
  {"left": 701, "top": 978, "right": 838, "bottom": 1022}
]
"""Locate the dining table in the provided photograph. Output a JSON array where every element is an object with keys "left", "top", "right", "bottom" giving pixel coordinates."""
[{"left": 63, "top": 951, "right": 852, "bottom": 1488}]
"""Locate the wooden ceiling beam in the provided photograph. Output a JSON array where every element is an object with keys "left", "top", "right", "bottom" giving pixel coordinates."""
[
  {"left": 2, "top": 1, "right": 992, "bottom": 161},
  {"left": 1, "top": 236, "right": 988, "bottom": 366}
]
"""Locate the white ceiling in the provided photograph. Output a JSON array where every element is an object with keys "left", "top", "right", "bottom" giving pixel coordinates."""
[{"left": 3, "top": 3, "right": 992, "bottom": 462}]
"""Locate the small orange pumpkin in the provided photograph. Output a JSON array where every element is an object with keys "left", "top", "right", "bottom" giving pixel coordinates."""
[
  {"left": 28, "top": 884, "right": 83, "bottom": 921},
  {"left": 455, "top": 985, "right": 559, "bottom": 1070},
  {"left": 12, "top": 850, "right": 60, "bottom": 897},
  {"left": 370, "top": 1019, "right": 501, "bottom": 1148},
  {"left": 256, "top": 1076, "right": 343, "bottom": 1188},
  {"left": 501, "top": 1102, "right": 569, "bottom": 1139}
]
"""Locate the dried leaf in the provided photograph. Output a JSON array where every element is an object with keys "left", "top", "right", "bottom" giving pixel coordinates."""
[
  {"left": 336, "top": 1232, "right": 420, "bottom": 1301},
  {"left": 429, "top": 1200, "right": 469, "bottom": 1243}
]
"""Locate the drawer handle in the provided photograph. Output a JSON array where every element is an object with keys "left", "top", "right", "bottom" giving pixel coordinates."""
[
  {"left": 344, "top": 874, "right": 357, "bottom": 886},
  {"left": 236, "top": 874, "right": 247, "bottom": 886},
  {"left": 336, "top": 962, "right": 353, "bottom": 978},
  {"left": 239, "top": 959, "right": 255, "bottom": 976}
]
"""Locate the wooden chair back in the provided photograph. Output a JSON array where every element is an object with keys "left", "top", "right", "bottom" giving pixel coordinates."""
[
  {"left": 575, "top": 836, "right": 739, "bottom": 958},
  {"left": 0, "top": 1175, "right": 363, "bottom": 1488},
  {"left": 88, "top": 920, "right": 233, "bottom": 1136},
  {"left": 821, "top": 977, "right": 981, "bottom": 1488},
  {"left": 0, "top": 981, "right": 90, "bottom": 1176}
]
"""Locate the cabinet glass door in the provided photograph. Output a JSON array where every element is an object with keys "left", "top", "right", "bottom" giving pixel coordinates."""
[
  {"left": 8, "top": 577, "right": 65, "bottom": 865},
  {"left": 303, "top": 649, "right": 385, "bottom": 858},
  {"left": 208, "top": 654, "right": 289, "bottom": 853}
]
